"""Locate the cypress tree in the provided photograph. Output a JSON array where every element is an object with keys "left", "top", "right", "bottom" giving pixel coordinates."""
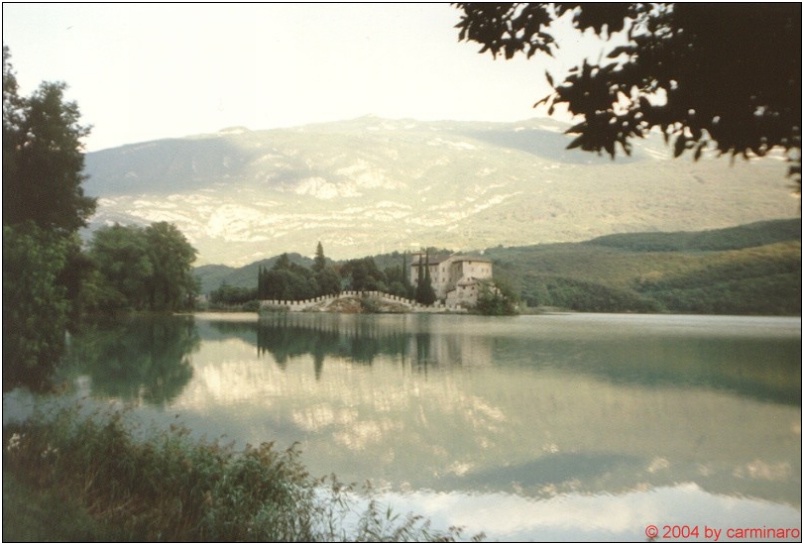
[
  {"left": 402, "top": 252, "right": 412, "bottom": 299},
  {"left": 422, "top": 250, "right": 437, "bottom": 305},
  {"left": 313, "top": 241, "right": 326, "bottom": 273},
  {"left": 415, "top": 252, "right": 424, "bottom": 302},
  {"left": 415, "top": 250, "right": 437, "bottom": 306}
]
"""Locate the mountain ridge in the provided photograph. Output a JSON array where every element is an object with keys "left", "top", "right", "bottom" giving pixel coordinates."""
[{"left": 82, "top": 116, "right": 798, "bottom": 266}]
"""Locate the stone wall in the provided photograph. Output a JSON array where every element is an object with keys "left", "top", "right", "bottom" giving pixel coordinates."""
[{"left": 259, "top": 291, "right": 467, "bottom": 313}]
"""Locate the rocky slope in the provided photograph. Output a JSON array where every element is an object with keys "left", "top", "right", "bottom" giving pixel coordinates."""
[{"left": 83, "top": 117, "right": 798, "bottom": 266}]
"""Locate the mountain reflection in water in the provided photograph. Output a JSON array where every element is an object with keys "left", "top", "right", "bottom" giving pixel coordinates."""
[{"left": 58, "top": 312, "right": 801, "bottom": 541}]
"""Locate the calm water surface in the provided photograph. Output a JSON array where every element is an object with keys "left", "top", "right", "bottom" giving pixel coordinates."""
[{"left": 13, "top": 313, "right": 802, "bottom": 540}]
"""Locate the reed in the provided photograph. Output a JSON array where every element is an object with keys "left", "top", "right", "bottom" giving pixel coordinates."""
[{"left": 4, "top": 405, "right": 482, "bottom": 542}]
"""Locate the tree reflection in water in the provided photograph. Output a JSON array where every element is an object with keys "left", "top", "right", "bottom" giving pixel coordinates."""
[
  {"left": 203, "top": 313, "right": 800, "bottom": 406},
  {"left": 55, "top": 312, "right": 800, "bottom": 540},
  {"left": 218, "top": 314, "right": 435, "bottom": 378},
  {"left": 62, "top": 314, "right": 199, "bottom": 405}
]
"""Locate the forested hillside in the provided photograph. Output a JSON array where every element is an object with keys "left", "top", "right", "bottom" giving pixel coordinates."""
[
  {"left": 197, "top": 219, "right": 800, "bottom": 315},
  {"left": 486, "top": 219, "right": 801, "bottom": 315},
  {"left": 586, "top": 219, "right": 801, "bottom": 252}
]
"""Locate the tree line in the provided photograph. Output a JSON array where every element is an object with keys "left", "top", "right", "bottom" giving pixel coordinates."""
[
  {"left": 3, "top": 47, "right": 198, "bottom": 392},
  {"left": 210, "top": 244, "right": 447, "bottom": 307}
]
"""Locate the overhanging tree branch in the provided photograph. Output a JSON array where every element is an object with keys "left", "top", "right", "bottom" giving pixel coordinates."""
[{"left": 454, "top": 3, "right": 802, "bottom": 188}]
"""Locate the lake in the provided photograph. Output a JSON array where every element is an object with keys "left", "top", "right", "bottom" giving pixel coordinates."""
[{"left": 11, "top": 312, "right": 802, "bottom": 541}]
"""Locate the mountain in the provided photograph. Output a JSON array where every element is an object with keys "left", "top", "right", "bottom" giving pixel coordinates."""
[
  {"left": 82, "top": 117, "right": 798, "bottom": 266},
  {"left": 195, "top": 253, "right": 313, "bottom": 294}
]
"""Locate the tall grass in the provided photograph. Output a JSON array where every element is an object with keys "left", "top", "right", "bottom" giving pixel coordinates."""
[{"left": 3, "top": 405, "right": 482, "bottom": 542}]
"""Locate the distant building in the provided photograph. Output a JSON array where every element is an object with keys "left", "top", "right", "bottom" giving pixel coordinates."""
[{"left": 409, "top": 253, "right": 493, "bottom": 307}]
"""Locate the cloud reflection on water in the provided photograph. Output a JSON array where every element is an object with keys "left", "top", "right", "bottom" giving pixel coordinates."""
[
  {"left": 377, "top": 482, "right": 802, "bottom": 541},
  {"left": 51, "top": 312, "right": 800, "bottom": 540}
]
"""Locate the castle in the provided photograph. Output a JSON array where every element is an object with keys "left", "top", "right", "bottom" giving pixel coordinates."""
[{"left": 409, "top": 253, "right": 493, "bottom": 307}]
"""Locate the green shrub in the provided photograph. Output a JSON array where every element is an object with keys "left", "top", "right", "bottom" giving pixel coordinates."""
[{"left": 473, "top": 281, "right": 519, "bottom": 315}]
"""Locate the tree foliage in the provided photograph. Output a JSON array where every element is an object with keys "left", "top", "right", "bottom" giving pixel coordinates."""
[
  {"left": 3, "top": 46, "right": 96, "bottom": 232},
  {"left": 88, "top": 223, "right": 198, "bottom": 312},
  {"left": 473, "top": 280, "right": 519, "bottom": 315},
  {"left": 341, "top": 257, "right": 387, "bottom": 292},
  {"left": 89, "top": 224, "right": 153, "bottom": 311},
  {"left": 210, "top": 282, "right": 258, "bottom": 306},
  {"left": 414, "top": 252, "right": 437, "bottom": 306},
  {"left": 312, "top": 241, "right": 327, "bottom": 273},
  {"left": 316, "top": 267, "right": 342, "bottom": 296},
  {"left": 258, "top": 253, "right": 319, "bottom": 301},
  {"left": 144, "top": 222, "right": 199, "bottom": 310},
  {"left": 485, "top": 219, "right": 801, "bottom": 315},
  {"left": 383, "top": 262, "right": 412, "bottom": 299},
  {"left": 2, "top": 223, "right": 71, "bottom": 390},
  {"left": 454, "top": 3, "right": 802, "bottom": 185},
  {"left": 3, "top": 46, "right": 96, "bottom": 390},
  {"left": 311, "top": 242, "right": 341, "bottom": 296},
  {"left": 521, "top": 274, "right": 659, "bottom": 313}
]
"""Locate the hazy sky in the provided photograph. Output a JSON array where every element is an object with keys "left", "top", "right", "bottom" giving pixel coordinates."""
[{"left": 2, "top": 3, "right": 603, "bottom": 152}]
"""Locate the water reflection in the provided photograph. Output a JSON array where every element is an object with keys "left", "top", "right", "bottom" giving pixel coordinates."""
[
  {"left": 376, "top": 483, "right": 803, "bottom": 541},
  {"left": 204, "top": 313, "right": 494, "bottom": 374},
  {"left": 61, "top": 314, "right": 199, "bottom": 406},
  {"left": 60, "top": 312, "right": 800, "bottom": 540},
  {"left": 175, "top": 315, "right": 801, "bottom": 504},
  {"left": 201, "top": 313, "right": 800, "bottom": 405}
]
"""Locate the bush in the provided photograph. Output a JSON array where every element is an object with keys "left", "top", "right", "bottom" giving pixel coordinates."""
[{"left": 473, "top": 281, "right": 519, "bottom": 316}]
